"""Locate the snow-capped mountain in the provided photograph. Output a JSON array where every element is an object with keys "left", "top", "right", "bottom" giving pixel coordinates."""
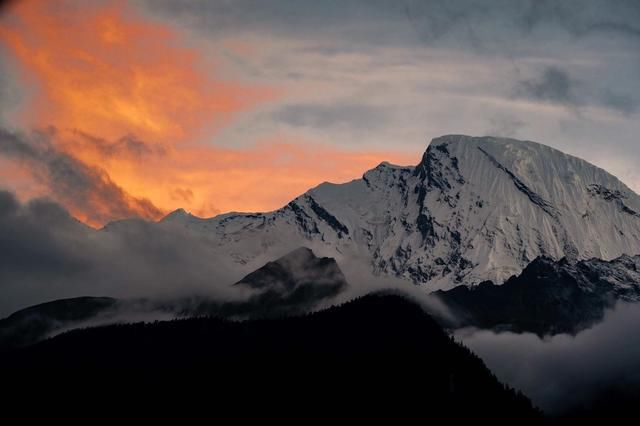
[{"left": 160, "top": 135, "right": 640, "bottom": 291}]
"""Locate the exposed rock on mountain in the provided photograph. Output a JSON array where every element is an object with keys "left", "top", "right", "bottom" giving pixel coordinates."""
[{"left": 434, "top": 254, "right": 640, "bottom": 335}]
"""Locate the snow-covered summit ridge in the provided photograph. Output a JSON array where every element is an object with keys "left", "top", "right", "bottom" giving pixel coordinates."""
[{"left": 157, "top": 135, "right": 640, "bottom": 291}]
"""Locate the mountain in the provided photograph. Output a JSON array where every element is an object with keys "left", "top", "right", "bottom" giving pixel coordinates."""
[
  {"left": 161, "top": 135, "right": 640, "bottom": 291},
  {"left": 0, "top": 296, "right": 118, "bottom": 350},
  {"left": 3, "top": 134, "right": 639, "bottom": 316},
  {"left": 0, "top": 293, "right": 542, "bottom": 422},
  {"left": 182, "top": 246, "right": 348, "bottom": 318},
  {"left": 0, "top": 247, "right": 347, "bottom": 349},
  {"left": 434, "top": 254, "right": 640, "bottom": 335},
  {"left": 234, "top": 246, "right": 347, "bottom": 297}
]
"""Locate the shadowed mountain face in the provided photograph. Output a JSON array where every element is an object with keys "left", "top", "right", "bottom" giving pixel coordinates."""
[
  {"left": 234, "top": 246, "right": 347, "bottom": 300},
  {"left": 434, "top": 255, "right": 640, "bottom": 335},
  {"left": 0, "top": 293, "right": 541, "bottom": 423},
  {"left": 0, "top": 297, "right": 118, "bottom": 350},
  {"left": 0, "top": 247, "right": 348, "bottom": 350},
  {"left": 176, "top": 246, "right": 348, "bottom": 318}
]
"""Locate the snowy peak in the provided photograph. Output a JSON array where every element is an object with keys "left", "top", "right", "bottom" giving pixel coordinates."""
[
  {"left": 112, "top": 134, "right": 640, "bottom": 293},
  {"left": 409, "top": 136, "right": 640, "bottom": 282},
  {"left": 431, "top": 135, "right": 640, "bottom": 218},
  {"left": 161, "top": 208, "right": 191, "bottom": 222}
]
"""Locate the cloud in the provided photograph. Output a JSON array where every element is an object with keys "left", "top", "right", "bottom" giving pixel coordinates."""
[
  {"left": 0, "top": 189, "right": 247, "bottom": 317},
  {"left": 144, "top": 0, "right": 640, "bottom": 49},
  {"left": 0, "top": 0, "right": 276, "bottom": 142},
  {"left": 0, "top": 1, "right": 418, "bottom": 226},
  {"left": 0, "top": 186, "right": 453, "bottom": 322},
  {"left": 140, "top": 0, "right": 410, "bottom": 42},
  {"left": 0, "top": 123, "right": 417, "bottom": 227},
  {"left": 485, "top": 115, "right": 526, "bottom": 138},
  {"left": 0, "top": 127, "right": 164, "bottom": 225},
  {"left": 520, "top": 0, "right": 640, "bottom": 40},
  {"left": 272, "top": 103, "right": 388, "bottom": 131},
  {"left": 404, "top": 0, "right": 640, "bottom": 47},
  {"left": 515, "top": 65, "right": 639, "bottom": 115},
  {"left": 457, "top": 302, "right": 640, "bottom": 413},
  {"left": 144, "top": 1, "right": 640, "bottom": 49},
  {"left": 2, "top": 0, "right": 640, "bottom": 221},
  {"left": 599, "top": 89, "right": 638, "bottom": 114},
  {"left": 516, "top": 66, "right": 582, "bottom": 107},
  {"left": 0, "top": 56, "right": 22, "bottom": 122},
  {"left": 70, "top": 130, "right": 166, "bottom": 160}
]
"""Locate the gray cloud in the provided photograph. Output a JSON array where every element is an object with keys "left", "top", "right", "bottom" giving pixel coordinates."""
[
  {"left": 70, "top": 130, "right": 166, "bottom": 159},
  {"left": 485, "top": 115, "right": 526, "bottom": 138},
  {"left": 139, "top": 0, "right": 409, "bottom": 41},
  {"left": 0, "top": 192, "right": 87, "bottom": 280},
  {"left": 272, "top": 103, "right": 388, "bottom": 131},
  {"left": 0, "top": 189, "right": 367, "bottom": 322},
  {"left": 520, "top": 0, "right": 640, "bottom": 39},
  {"left": 515, "top": 66, "right": 639, "bottom": 115},
  {"left": 0, "top": 189, "right": 244, "bottom": 317},
  {"left": 457, "top": 302, "right": 640, "bottom": 413},
  {"left": 141, "top": 0, "right": 640, "bottom": 47},
  {"left": 401, "top": 0, "right": 640, "bottom": 51},
  {"left": 516, "top": 66, "right": 582, "bottom": 107},
  {"left": 599, "top": 89, "right": 638, "bottom": 114},
  {"left": 0, "top": 58, "right": 21, "bottom": 122},
  {"left": 0, "top": 127, "right": 163, "bottom": 224}
]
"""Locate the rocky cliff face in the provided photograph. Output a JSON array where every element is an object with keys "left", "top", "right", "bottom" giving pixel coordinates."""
[{"left": 434, "top": 254, "right": 640, "bottom": 335}]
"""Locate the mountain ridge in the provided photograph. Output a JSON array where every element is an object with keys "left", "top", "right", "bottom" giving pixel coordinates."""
[
  {"left": 435, "top": 253, "right": 640, "bottom": 335},
  {"left": 157, "top": 135, "right": 640, "bottom": 291},
  {"left": 3, "top": 134, "right": 639, "bottom": 316}
]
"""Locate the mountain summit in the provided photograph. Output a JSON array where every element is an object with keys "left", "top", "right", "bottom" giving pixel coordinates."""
[{"left": 158, "top": 135, "right": 640, "bottom": 290}]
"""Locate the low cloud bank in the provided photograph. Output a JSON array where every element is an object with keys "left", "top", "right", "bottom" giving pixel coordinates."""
[
  {"left": 456, "top": 302, "right": 640, "bottom": 413},
  {"left": 0, "top": 189, "right": 246, "bottom": 317}
]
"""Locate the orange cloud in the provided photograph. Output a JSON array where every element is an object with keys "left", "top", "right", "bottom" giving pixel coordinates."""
[
  {"left": 142, "top": 137, "right": 417, "bottom": 217},
  {"left": 0, "top": 0, "right": 416, "bottom": 226},
  {"left": 0, "top": 0, "right": 272, "bottom": 142}
]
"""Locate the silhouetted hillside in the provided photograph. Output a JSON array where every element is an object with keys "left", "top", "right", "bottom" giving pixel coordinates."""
[
  {"left": 1, "top": 293, "right": 540, "bottom": 422},
  {"left": 0, "top": 296, "right": 118, "bottom": 349}
]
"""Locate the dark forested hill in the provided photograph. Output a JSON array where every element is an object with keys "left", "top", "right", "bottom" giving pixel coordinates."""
[
  {"left": 0, "top": 296, "right": 119, "bottom": 349},
  {"left": 1, "top": 293, "right": 540, "bottom": 422}
]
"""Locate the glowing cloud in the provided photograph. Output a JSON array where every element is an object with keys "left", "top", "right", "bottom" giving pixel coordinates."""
[
  {"left": 0, "top": 0, "right": 415, "bottom": 226},
  {"left": 0, "top": 0, "right": 271, "bottom": 142}
]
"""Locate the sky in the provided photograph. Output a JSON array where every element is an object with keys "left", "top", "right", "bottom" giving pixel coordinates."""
[{"left": 1, "top": 0, "right": 639, "bottom": 227}]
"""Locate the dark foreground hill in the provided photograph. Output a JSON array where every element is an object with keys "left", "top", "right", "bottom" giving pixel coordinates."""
[
  {"left": 1, "top": 293, "right": 540, "bottom": 422},
  {"left": 0, "top": 296, "right": 119, "bottom": 350}
]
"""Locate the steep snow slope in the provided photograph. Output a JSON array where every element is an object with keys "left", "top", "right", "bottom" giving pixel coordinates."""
[{"left": 158, "top": 135, "right": 640, "bottom": 290}]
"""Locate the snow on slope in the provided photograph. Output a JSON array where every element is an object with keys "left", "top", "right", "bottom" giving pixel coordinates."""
[{"left": 158, "top": 135, "right": 640, "bottom": 291}]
